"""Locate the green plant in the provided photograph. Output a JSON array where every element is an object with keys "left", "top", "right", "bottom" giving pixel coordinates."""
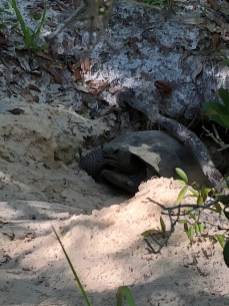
[
  {"left": 175, "top": 168, "right": 229, "bottom": 266},
  {"left": 144, "top": 0, "right": 165, "bottom": 5},
  {"left": 201, "top": 87, "right": 229, "bottom": 266},
  {"left": 142, "top": 216, "right": 167, "bottom": 239},
  {"left": 141, "top": 215, "right": 169, "bottom": 254},
  {"left": 8, "top": 0, "right": 47, "bottom": 51},
  {"left": 117, "top": 286, "right": 136, "bottom": 306},
  {"left": 203, "top": 87, "right": 229, "bottom": 129},
  {"left": 52, "top": 226, "right": 136, "bottom": 306}
]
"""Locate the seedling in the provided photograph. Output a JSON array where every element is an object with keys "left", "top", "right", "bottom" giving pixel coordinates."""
[
  {"left": 175, "top": 168, "right": 229, "bottom": 266},
  {"left": 8, "top": 0, "right": 47, "bottom": 51}
]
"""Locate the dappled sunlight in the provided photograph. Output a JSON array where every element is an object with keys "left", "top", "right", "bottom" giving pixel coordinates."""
[{"left": 0, "top": 1, "right": 228, "bottom": 305}]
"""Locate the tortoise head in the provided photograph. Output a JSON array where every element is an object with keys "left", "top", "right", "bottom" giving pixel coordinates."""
[{"left": 102, "top": 145, "right": 147, "bottom": 175}]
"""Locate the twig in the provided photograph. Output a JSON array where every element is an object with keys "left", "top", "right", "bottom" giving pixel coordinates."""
[
  {"left": 202, "top": 125, "right": 226, "bottom": 149},
  {"left": 147, "top": 197, "right": 219, "bottom": 212},
  {"left": 45, "top": 0, "right": 88, "bottom": 42},
  {"left": 144, "top": 198, "right": 181, "bottom": 254}
]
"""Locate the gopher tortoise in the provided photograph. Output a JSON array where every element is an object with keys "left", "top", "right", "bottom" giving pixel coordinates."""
[{"left": 79, "top": 130, "right": 209, "bottom": 193}]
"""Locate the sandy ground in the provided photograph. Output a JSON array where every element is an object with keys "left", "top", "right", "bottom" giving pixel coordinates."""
[
  {"left": 0, "top": 1, "right": 228, "bottom": 305},
  {"left": 0, "top": 99, "right": 228, "bottom": 306}
]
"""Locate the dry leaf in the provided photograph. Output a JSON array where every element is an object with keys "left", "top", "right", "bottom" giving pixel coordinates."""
[
  {"left": 0, "top": 33, "right": 7, "bottom": 46},
  {"left": 72, "top": 68, "right": 82, "bottom": 82},
  {"left": 21, "top": 92, "right": 39, "bottom": 103},
  {"left": 28, "top": 84, "right": 41, "bottom": 92},
  {"left": 87, "top": 79, "right": 109, "bottom": 94},
  {"left": 107, "top": 105, "right": 118, "bottom": 114},
  {"left": 30, "top": 70, "right": 42, "bottom": 77},
  {"left": 17, "top": 56, "right": 31, "bottom": 71},
  {"left": 45, "top": 65, "right": 63, "bottom": 84},
  {"left": 80, "top": 53, "right": 90, "bottom": 74},
  {"left": 191, "top": 63, "right": 203, "bottom": 82},
  {"left": 154, "top": 80, "right": 172, "bottom": 93},
  {"left": 215, "top": 19, "right": 229, "bottom": 32},
  {"left": 51, "top": 4, "right": 63, "bottom": 11},
  {"left": 108, "top": 86, "right": 119, "bottom": 94},
  {"left": 52, "top": 70, "right": 63, "bottom": 84},
  {"left": 8, "top": 108, "right": 25, "bottom": 115},
  {"left": 220, "top": 1, "right": 229, "bottom": 16},
  {"left": 21, "top": 87, "right": 31, "bottom": 95},
  {"left": 36, "top": 50, "right": 54, "bottom": 61},
  {"left": 211, "top": 33, "right": 221, "bottom": 49},
  {"left": 207, "top": 0, "right": 218, "bottom": 11}
]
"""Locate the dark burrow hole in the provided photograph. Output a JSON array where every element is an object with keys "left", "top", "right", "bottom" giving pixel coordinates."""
[{"left": 79, "top": 107, "right": 229, "bottom": 195}]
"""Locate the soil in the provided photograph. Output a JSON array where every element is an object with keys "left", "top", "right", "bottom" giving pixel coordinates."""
[
  {"left": 0, "top": 1, "right": 229, "bottom": 305},
  {"left": 0, "top": 99, "right": 228, "bottom": 306}
]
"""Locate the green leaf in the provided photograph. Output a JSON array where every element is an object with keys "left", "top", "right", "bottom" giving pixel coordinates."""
[
  {"left": 217, "top": 194, "right": 229, "bottom": 206},
  {"left": 216, "top": 234, "right": 226, "bottom": 248},
  {"left": 160, "top": 216, "right": 166, "bottom": 234},
  {"left": 117, "top": 286, "right": 136, "bottom": 306},
  {"left": 201, "top": 187, "right": 211, "bottom": 202},
  {"left": 175, "top": 168, "right": 188, "bottom": 184},
  {"left": 178, "top": 219, "right": 188, "bottom": 224},
  {"left": 8, "top": 0, "right": 29, "bottom": 37},
  {"left": 141, "top": 229, "right": 158, "bottom": 237},
  {"left": 202, "top": 100, "right": 229, "bottom": 128},
  {"left": 190, "top": 188, "right": 200, "bottom": 197},
  {"left": 8, "top": 0, "right": 47, "bottom": 51},
  {"left": 218, "top": 87, "right": 229, "bottom": 113},
  {"left": 222, "top": 59, "right": 229, "bottom": 66},
  {"left": 215, "top": 114, "right": 229, "bottom": 129},
  {"left": 194, "top": 222, "right": 200, "bottom": 234},
  {"left": 197, "top": 222, "right": 205, "bottom": 233},
  {"left": 202, "top": 100, "right": 227, "bottom": 115},
  {"left": 187, "top": 226, "right": 195, "bottom": 241},
  {"left": 0, "top": 24, "right": 7, "bottom": 30},
  {"left": 223, "top": 240, "right": 229, "bottom": 268},
  {"left": 179, "top": 219, "right": 191, "bottom": 225},
  {"left": 33, "top": 3, "right": 46, "bottom": 43},
  {"left": 197, "top": 194, "right": 204, "bottom": 205},
  {"left": 184, "top": 223, "right": 189, "bottom": 233},
  {"left": 175, "top": 185, "right": 188, "bottom": 205},
  {"left": 214, "top": 202, "right": 222, "bottom": 214},
  {"left": 184, "top": 207, "right": 192, "bottom": 214},
  {"left": 145, "top": 0, "right": 165, "bottom": 5},
  {"left": 188, "top": 211, "right": 196, "bottom": 220},
  {"left": 194, "top": 222, "right": 204, "bottom": 234},
  {"left": 175, "top": 179, "right": 187, "bottom": 186}
]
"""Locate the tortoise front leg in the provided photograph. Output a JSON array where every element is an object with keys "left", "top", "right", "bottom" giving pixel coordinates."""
[{"left": 79, "top": 148, "right": 105, "bottom": 180}]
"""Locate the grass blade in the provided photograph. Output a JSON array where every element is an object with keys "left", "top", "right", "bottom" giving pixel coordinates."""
[
  {"left": 117, "top": 286, "right": 136, "bottom": 306},
  {"left": 33, "top": 3, "right": 46, "bottom": 42},
  {"left": 52, "top": 226, "right": 92, "bottom": 306},
  {"left": 8, "top": 0, "right": 28, "bottom": 37}
]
